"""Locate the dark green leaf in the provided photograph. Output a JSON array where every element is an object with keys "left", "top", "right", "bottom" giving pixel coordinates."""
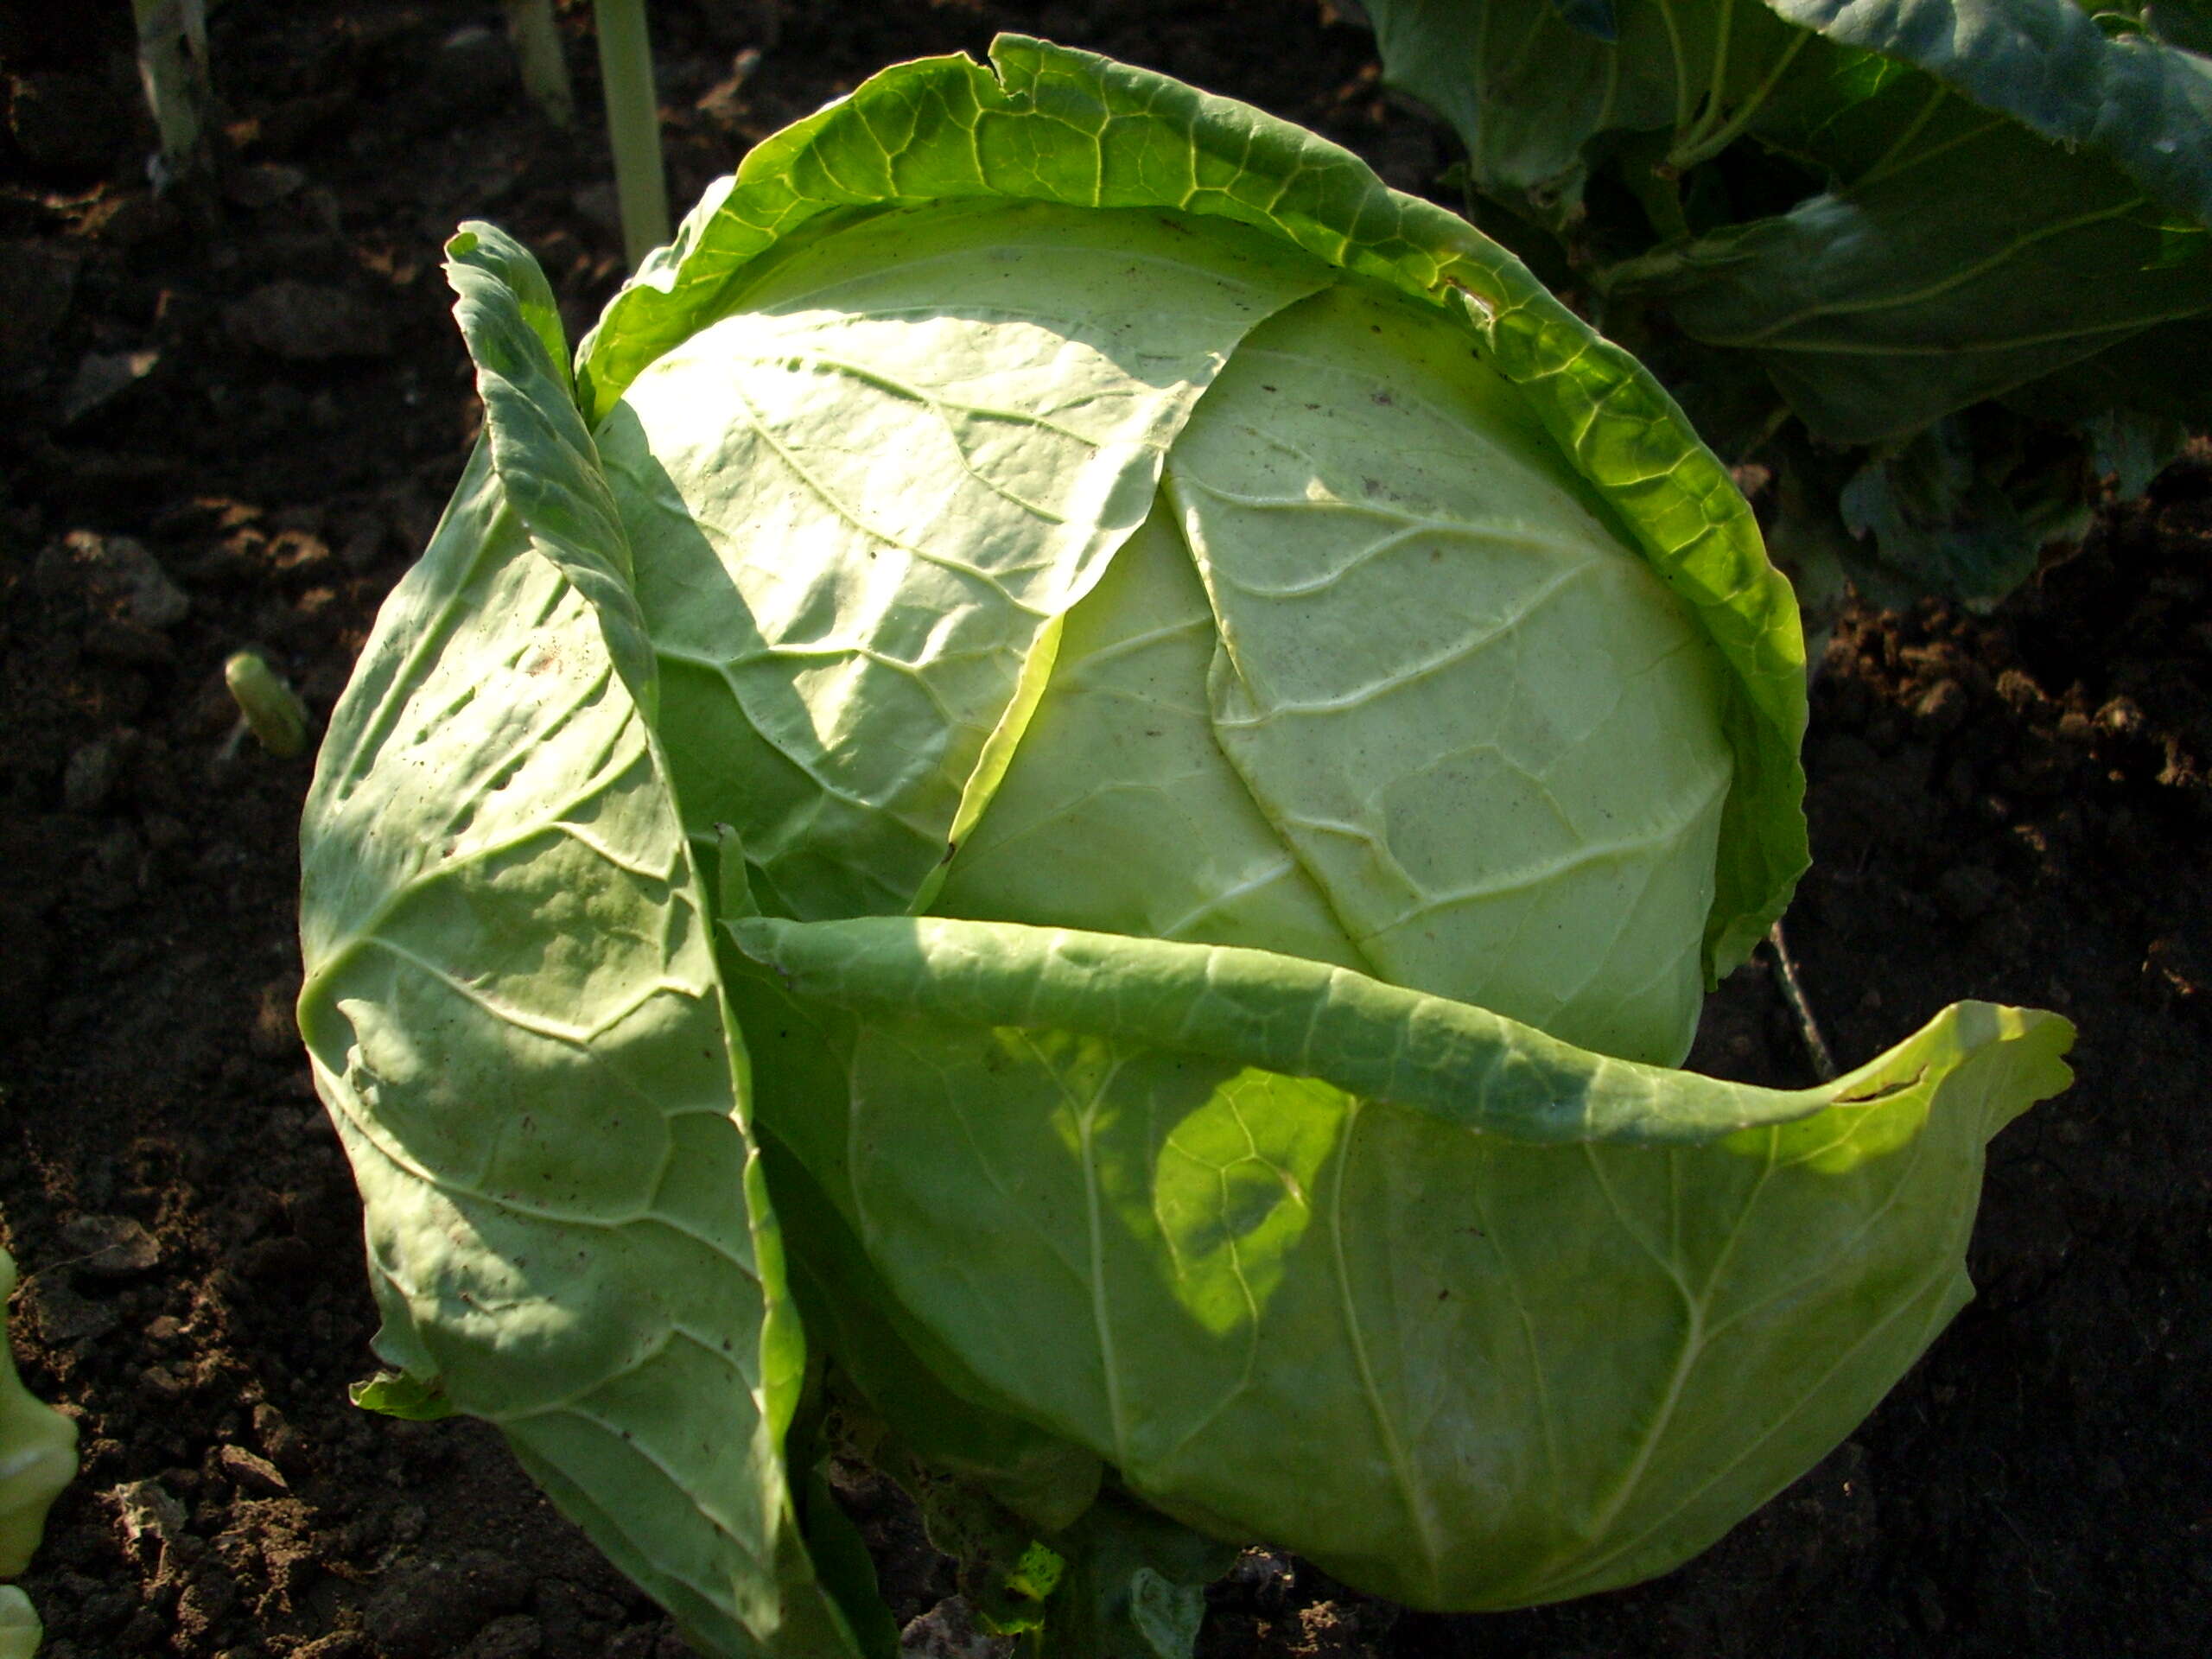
[
  {"left": 1610, "top": 120, "right": 2212, "bottom": 443},
  {"left": 1359, "top": 0, "right": 1682, "bottom": 224},
  {"left": 2145, "top": 0, "right": 2212, "bottom": 54},
  {"left": 2082, "top": 408, "right": 2191, "bottom": 497},
  {"left": 1998, "top": 316, "right": 2212, "bottom": 425},
  {"left": 1764, "top": 0, "right": 2212, "bottom": 222},
  {"left": 1042, "top": 1489, "right": 1237, "bottom": 1659},
  {"left": 1836, "top": 419, "right": 2060, "bottom": 608},
  {"left": 798, "top": 1461, "right": 903, "bottom": 1659}
]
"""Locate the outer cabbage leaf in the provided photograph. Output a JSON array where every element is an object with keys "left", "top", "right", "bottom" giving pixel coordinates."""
[
  {"left": 575, "top": 31, "right": 1805, "bottom": 982},
  {"left": 443, "top": 225, "right": 659, "bottom": 703},
  {"left": 1363, "top": 3, "right": 2212, "bottom": 446},
  {"left": 1039, "top": 1487, "right": 1239, "bottom": 1659},
  {"left": 297, "top": 245, "right": 855, "bottom": 1659},
  {"left": 762, "top": 1117, "right": 1107, "bottom": 1534},
  {"left": 727, "top": 912, "right": 2074, "bottom": 1610}
]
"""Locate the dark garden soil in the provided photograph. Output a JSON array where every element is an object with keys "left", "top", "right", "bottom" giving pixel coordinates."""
[{"left": 3, "top": 3, "right": 2208, "bottom": 1656}]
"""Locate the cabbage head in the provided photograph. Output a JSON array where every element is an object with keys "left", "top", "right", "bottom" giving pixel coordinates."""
[{"left": 296, "top": 36, "right": 2074, "bottom": 1659}]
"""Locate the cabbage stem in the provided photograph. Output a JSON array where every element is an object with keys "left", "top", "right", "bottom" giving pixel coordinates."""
[{"left": 593, "top": 0, "right": 670, "bottom": 269}]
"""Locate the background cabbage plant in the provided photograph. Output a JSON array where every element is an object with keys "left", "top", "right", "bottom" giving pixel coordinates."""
[
  {"left": 1354, "top": 0, "right": 2212, "bottom": 615},
  {"left": 296, "top": 36, "right": 2073, "bottom": 1659}
]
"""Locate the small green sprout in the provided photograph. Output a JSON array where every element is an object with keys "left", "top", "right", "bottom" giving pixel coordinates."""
[
  {"left": 0, "top": 1247, "right": 77, "bottom": 1583},
  {"left": 0, "top": 1586, "right": 39, "bottom": 1659},
  {"left": 130, "top": 0, "right": 214, "bottom": 186},
  {"left": 223, "top": 652, "right": 309, "bottom": 759},
  {"left": 347, "top": 1368, "right": 454, "bottom": 1422}
]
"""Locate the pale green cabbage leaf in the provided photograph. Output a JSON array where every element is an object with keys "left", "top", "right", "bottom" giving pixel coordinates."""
[{"left": 298, "top": 35, "right": 2073, "bottom": 1657}]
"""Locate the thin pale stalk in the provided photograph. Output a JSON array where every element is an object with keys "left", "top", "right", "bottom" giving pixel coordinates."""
[
  {"left": 593, "top": 0, "right": 670, "bottom": 270},
  {"left": 1669, "top": 32, "right": 1809, "bottom": 172},
  {"left": 130, "top": 0, "right": 213, "bottom": 182},
  {"left": 505, "top": 0, "right": 575, "bottom": 127},
  {"left": 1765, "top": 920, "right": 1837, "bottom": 1082}
]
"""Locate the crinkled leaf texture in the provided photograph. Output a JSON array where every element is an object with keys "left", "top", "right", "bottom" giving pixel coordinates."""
[
  {"left": 298, "top": 32, "right": 2072, "bottom": 1654},
  {"left": 297, "top": 256, "right": 855, "bottom": 1654},
  {"left": 576, "top": 31, "right": 1807, "bottom": 986}
]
